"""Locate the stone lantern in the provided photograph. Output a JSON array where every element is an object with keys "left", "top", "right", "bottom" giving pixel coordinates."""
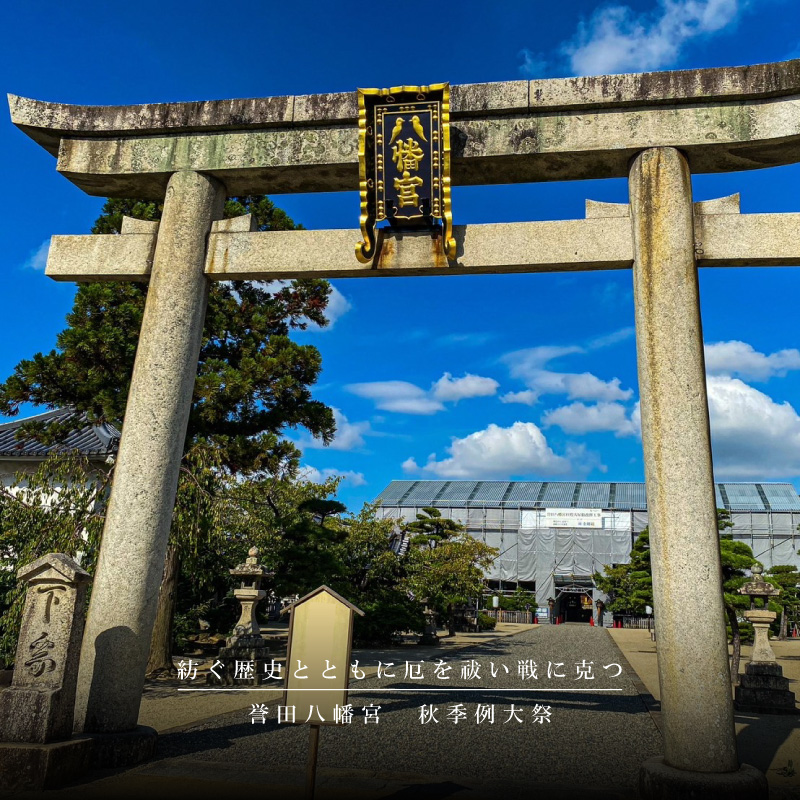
[
  {"left": 735, "top": 564, "right": 797, "bottom": 713},
  {"left": 230, "top": 546, "right": 271, "bottom": 637},
  {"left": 209, "top": 546, "right": 274, "bottom": 686}
]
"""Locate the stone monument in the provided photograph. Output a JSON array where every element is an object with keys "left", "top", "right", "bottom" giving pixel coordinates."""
[
  {"left": 735, "top": 564, "right": 797, "bottom": 714},
  {"left": 209, "top": 546, "right": 273, "bottom": 686},
  {"left": 0, "top": 554, "right": 91, "bottom": 791}
]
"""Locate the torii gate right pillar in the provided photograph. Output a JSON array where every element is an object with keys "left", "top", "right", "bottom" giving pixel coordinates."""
[{"left": 630, "top": 147, "right": 767, "bottom": 799}]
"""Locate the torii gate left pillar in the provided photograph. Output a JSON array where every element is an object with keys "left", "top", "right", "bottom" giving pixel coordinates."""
[{"left": 73, "top": 171, "right": 224, "bottom": 733}]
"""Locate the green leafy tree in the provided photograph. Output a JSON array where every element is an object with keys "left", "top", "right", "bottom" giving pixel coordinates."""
[
  {"left": 404, "top": 506, "right": 465, "bottom": 549},
  {"left": 594, "top": 529, "right": 653, "bottom": 614},
  {"left": 766, "top": 565, "right": 800, "bottom": 640},
  {"left": 404, "top": 509, "right": 497, "bottom": 635},
  {"left": 330, "top": 504, "right": 422, "bottom": 645},
  {"left": 498, "top": 586, "right": 537, "bottom": 612},
  {"left": 0, "top": 454, "right": 110, "bottom": 667},
  {"left": 718, "top": 535, "right": 758, "bottom": 682},
  {"left": 0, "top": 196, "right": 337, "bottom": 673}
]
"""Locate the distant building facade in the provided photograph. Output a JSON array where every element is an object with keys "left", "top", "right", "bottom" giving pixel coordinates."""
[
  {"left": 375, "top": 480, "right": 800, "bottom": 623},
  {"left": 0, "top": 407, "right": 119, "bottom": 488}
]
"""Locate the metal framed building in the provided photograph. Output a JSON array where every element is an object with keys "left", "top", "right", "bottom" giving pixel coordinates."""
[{"left": 375, "top": 480, "right": 800, "bottom": 622}]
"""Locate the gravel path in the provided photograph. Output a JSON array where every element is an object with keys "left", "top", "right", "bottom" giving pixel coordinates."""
[{"left": 148, "top": 625, "right": 662, "bottom": 795}]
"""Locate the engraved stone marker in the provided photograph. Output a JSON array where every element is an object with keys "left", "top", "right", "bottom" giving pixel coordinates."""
[
  {"left": 0, "top": 553, "right": 92, "bottom": 791},
  {"left": 0, "top": 553, "right": 90, "bottom": 743}
]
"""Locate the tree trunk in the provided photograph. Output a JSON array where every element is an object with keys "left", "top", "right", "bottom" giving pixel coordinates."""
[
  {"left": 146, "top": 544, "right": 180, "bottom": 676},
  {"left": 447, "top": 603, "right": 456, "bottom": 637},
  {"left": 779, "top": 606, "right": 787, "bottom": 640},
  {"left": 726, "top": 605, "right": 741, "bottom": 685}
]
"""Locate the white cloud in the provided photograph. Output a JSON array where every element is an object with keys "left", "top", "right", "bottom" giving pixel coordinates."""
[
  {"left": 305, "top": 285, "right": 352, "bottom": 331},
  {"left": 543, "top": 401, "right": 638, "bottom": 436},
  {"left": 23, "top": 240, "right": 50, "bottom": 271},
  {"left": 588, "top": 327, "right": 635, "bottom": 349},
  {"left": 707, "top": 375, "right": 800, "bottom": 479},
  {"left": 532, "top": 370, "right": 633, "bottom": 402},
  {"left": 299, "top": 465, "right": 367, "bottom": 487},
  {"left": 435, "top": 332, "right": 496, "bottom": 347},
  {"left": 705, "top": 340, "right": 800, "bottom": 381},
  {"left": 518, "top": 48, "right": 548, "bottom": 77},
  {"left": 500, "top": 390, "right": 539, "bottom": 406},
  {"left": 347, "top": 371, "right": 499, "bottom": 415},
  {"left": 431, "top": 372, "right": 499, "bottom": 402},
  {"left": 323, "top": 285, "right": 351, "bottom": 326},
  {"left": 504, "top": 345, "right": 584, "bottom": 376},
  {"left": 402, "top": 421, "right": 571, "bottom": 479},
  {"left": 503, "top": 344, "right": 633, "bottom": 402},
  {"left": 304, "top": 408, "right": 371, "bottom": 451},
  {"left": 346, "top": 381, "right": 445, "bottom": 415},
  {"left": 563, "top": 0, "right": 741, "bottom": 75}
]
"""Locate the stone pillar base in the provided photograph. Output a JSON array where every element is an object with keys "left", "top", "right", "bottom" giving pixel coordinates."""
[
  {"left": 85, "top": 724, "right": 157, "bottom": 769},
  {"left": 639, "top": 756, "right": 767, "bottom": 800},
  {"left": 735, "top": 661, "right": 798, "bottom": 714},
  {"left": 0, "top": 736, "right": 92, "bottom": 792}
]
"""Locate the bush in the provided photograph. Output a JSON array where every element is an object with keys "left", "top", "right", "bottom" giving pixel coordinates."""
[
  {"left": 478, "top": 612, "right": 497, "bottom": 631},
  {"left": 499, "top": 588, "right": 536, "bottom": 611}
]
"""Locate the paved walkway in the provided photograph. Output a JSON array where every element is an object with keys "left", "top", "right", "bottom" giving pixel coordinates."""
[
  {"left": 608, "top": 628, "right": 800, "bottom": 798},
  {"left": 30, "top": 625, "right": 661, "bottom": 799},
  {"left": 12, "top": 625, "right": 800, "bottom": 799}
]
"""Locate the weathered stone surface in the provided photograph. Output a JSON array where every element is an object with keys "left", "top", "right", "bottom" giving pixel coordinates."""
[
  {"left": 11, "top": 59, "right": 800, "bottom": 196},
  {"left": 0, "top": 736, "right": 92, "bottom": 792},
  {"left": 12, "top": 59, "right": 800, "bottom": 143},
  {"left": 207, "top": 219, "right": 634, "bottom": 280},
  {"left": 49, "top": 97, "right": 800, "bottom": 197},
  {"left": 74, "top": 171, "right": 225, "bottom": 735},
  {"left": 450, "top": 80, "right": 528, "bottom": 114},
  {"left": 47, "top": 230, "right": 155, "bottom": 282},
  {"left": 744, "top": 609, "right": 779, "bottom": 663},
  {"left": 639, "top": 757, "right": 768, "bottom": 800},
  {"left": 45, "top": 203, "right": 800, "bottom": 284},
  {"left": 84, "top": 724, "right": 157, "bottom": 769},
  {"left": 0, "top": 554, "right": 90, "bottom": 744},
  {"left": 735, "top": 655, "right": 798, "bottom": 714},
  {"left": 630, "top": 148, "right": 739, "bottom": 774}
]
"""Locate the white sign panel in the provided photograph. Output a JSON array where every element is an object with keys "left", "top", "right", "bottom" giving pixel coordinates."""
[{"left": 544, "top": 508, "right": 603, "bottom": 528}]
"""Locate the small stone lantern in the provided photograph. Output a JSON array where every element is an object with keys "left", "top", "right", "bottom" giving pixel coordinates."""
[
  {"left": 230, "top": 546, "right": 271, "bottom": 637},
  {"left": 209, "top": 546, "right": 274, "bottom": 686},
  {"left": 734, "top": 564, "right": 797, "bottom": 714}
]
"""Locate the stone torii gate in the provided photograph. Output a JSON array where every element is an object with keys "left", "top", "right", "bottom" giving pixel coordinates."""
[{"left": 10, "top": 58, "right": 800, "bottom": 796}]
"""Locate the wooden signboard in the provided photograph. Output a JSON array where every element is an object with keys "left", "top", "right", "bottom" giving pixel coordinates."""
[{"left": 283, "top": 585, "right": 364, "bottom": 725}]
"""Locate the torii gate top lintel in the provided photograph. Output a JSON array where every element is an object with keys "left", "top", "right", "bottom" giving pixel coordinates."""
[{"left": 9, "top": 57, "right": 800, "bottom": 197}]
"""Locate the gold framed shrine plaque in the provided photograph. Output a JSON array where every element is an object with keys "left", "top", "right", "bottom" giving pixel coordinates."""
[{"left": 356, "top": 83, "right": 456, "bottom": 263}]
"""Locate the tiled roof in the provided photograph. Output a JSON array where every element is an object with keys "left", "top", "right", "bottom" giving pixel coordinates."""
[
  {"left": 0, "top": 408, "right": 120, "bottom": 458},
  {"left": 375, "top": 480, "right": 800, "bottom": 512}
]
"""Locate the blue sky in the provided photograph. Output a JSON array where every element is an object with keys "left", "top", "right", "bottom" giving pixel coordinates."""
[{"left": 2, "top": 0, "right": 800, "bottom": 512}]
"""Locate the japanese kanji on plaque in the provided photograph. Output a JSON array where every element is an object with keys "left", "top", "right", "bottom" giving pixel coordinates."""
[{"left": 355, "top": 83, "right": 455, "bottom": 263}]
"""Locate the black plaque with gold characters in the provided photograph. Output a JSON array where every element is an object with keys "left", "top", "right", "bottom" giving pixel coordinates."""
[{"left": 356, "top": 84, "right": 455, "bottom": 263}]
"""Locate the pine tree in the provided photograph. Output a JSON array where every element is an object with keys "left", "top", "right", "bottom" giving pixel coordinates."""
[{"left": 0, "top": 195, "right": 336, "bottom": 674}]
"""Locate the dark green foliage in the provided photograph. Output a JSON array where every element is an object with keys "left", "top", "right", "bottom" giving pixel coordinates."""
[
  {"left": 0, "top": 455, "right": 110, "bottom": 667},
  {"left": 404, "top": 506, "right": 464, "bottom": 549},
  {"left": 765, "top": 564, "right": 800, "bottom": 637},
  {"left": 594, "top": 529, "right": 653, "bottom": 614},
  {"left": 0, "top": 196, "right": 335, "bottom": 474},
  {"left": 0, "top": 195, "right": 337, "bottom": 666},
  {"left": 477, "top": 612, "right": 497, "bottom": 631},
  {"left": 498, "top": 587, "right": 537, "bottom": 611}
]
